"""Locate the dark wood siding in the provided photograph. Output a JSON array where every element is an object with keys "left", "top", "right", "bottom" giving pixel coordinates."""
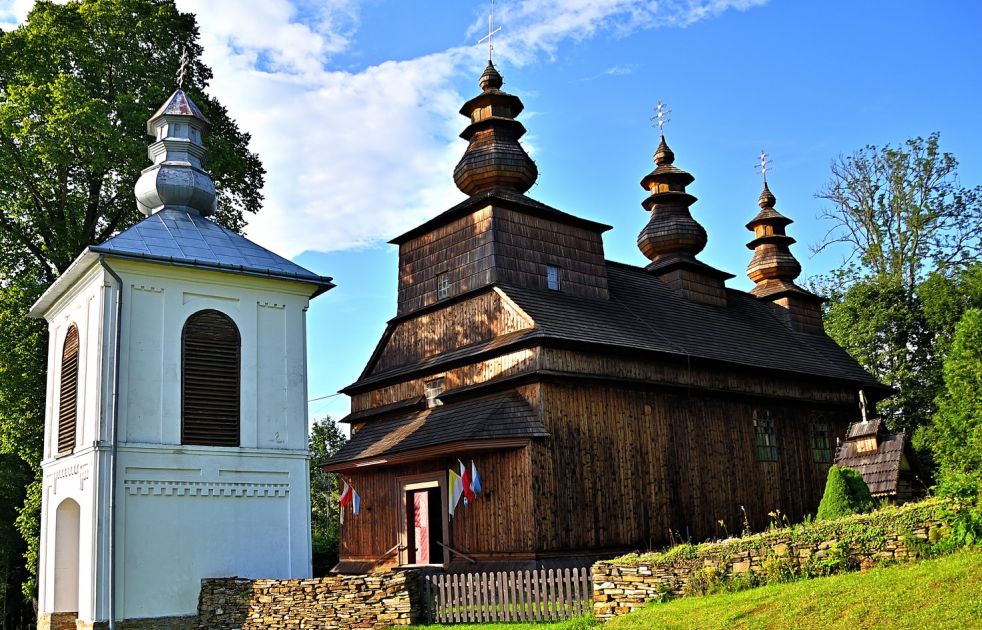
[
  {"left": 531, "top": 382, "right": 851, "bottom": 553},
  {"left": 57, "top": 325, "right": 80, "bottom": 454},
  {"left": 181, "top": 310, "right": 240, "bottom": 446},
  {"left": 338, "top": 447, "right": 535, "bottom": 570}
]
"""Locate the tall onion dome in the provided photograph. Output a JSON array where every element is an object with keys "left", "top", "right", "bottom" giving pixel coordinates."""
[
  {"left": 745, "top": 183, "right": 802, "bottom": 297},
  {"left": 135, "top": 89, "right": 216, "bottom": 216},
  {"left": 453, "top": 61, "right": 538, "bottom": 195},
  {"left": 745, "top": 182, "right": 825, "bottom": 332},
  {"left": 637, "top": 136, "right": 732, "bottom": 305},
  {"left": 637, "top": 137, "right": 707, "bottom": 265}
]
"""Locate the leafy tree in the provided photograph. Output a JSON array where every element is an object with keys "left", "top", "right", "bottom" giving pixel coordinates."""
[
  {"left": 814, "top": 134, "right": 982, "bottom": 439},
  {"left": 815, "top": 133, "right": 982, "bottom": 296},
  {"left": 920, "top": 309, "right": 982, "bottom": 497},
  {"left": 308, "top": 417, "right": 348, "bottom": 576},
  {"left": 0, "top": 0, "right": 265, "bottom": 603},
  {"left": 823, "top": 279, "right": 935, "bottom": 435},
  {"left": 817, "top": 466, "right": 874, "bottom": 521}
]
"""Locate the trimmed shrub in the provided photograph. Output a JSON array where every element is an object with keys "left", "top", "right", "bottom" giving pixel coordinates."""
[{"left": 817, "top": 466, "right": 874, "bottom": 520}]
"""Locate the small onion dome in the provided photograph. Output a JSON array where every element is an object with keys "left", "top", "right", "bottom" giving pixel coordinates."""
[
  {"left": 453, "top": 61, "right": 538, "bottom": 196},
  {"left": 745, "top": 182, "right": 806, "bottom": 297},
  {"left": 636, "top": 136, "right": 708, "bottom": 264},
  {"left": 135, "top": 89, "right": 216, "bottom": 217}
]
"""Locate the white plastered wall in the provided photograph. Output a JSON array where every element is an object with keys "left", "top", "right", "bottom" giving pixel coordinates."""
[
  {"left": 109, "top": 258, "right": 313, "bottom": 620},
  {"left": 38, "top": 261, "right": 109, "bottom": 622},
  {"left": 37, "top": 256, "right": 315, "bottom": 623}
]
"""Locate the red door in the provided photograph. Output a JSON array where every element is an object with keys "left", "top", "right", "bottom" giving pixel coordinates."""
[{"left": 413, "top": 490, "right": 430, "bottom": 564}]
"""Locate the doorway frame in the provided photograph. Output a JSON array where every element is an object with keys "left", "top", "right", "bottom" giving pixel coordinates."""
[{"left": 396, "top": 471, "right": 449, "bottom": 567}]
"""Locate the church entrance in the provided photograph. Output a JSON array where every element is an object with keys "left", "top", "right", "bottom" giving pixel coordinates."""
[
  {"left": 53, "top": 498, "right": 80, "bottom": 617},
  {"left": 399, "top": 477, "right": 447, "bottom": 566}
]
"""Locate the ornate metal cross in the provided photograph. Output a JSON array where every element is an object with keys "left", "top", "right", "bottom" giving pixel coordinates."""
[
  {"left": 176, "top": 48, "right": 190, "bottom": 88},
  {"left": 651, "top": 100, "right": 671, "bottom": 136},
  {"left": 478, "top": 0, "right": 502, "bottom": 62},
  {"left": 755, "top": 150, "right": 773, "bottom": 182}
]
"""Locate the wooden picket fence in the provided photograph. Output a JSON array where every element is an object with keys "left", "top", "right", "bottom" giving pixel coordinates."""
[{"left": 422, "top": 567, "right": 593, "bottom": 624}]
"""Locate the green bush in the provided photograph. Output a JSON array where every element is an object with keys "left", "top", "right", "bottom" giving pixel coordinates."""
[
  {"left": 817, "top": 466, "right": 874, "bottom": 520},
  {"left": 924, "top": 309, "right": 982, "bottom": 498}
]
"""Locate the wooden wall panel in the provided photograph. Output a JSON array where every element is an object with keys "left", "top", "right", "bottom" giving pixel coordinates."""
[
  {"left": 398, "top": 208, "right": 494, "bottom": 315},
  {"left": 351, "top": 348, "right": 539, "bottom": 413},
  {"left": 492, "top": 207, "right": 608, "bottom": 300},
  {"left": 540, "top": 348, "right": 857, "bottom": 406},
  {"left": 396, "top": 204, "right": 610, "bottom": 316},
  {"left": 532, "top": 382, "right": 852, "bottom": 554},
  {"left": 338, "top": 447, "right": 535, "bottom": 568},
  {"left": 373, "top": 291, "right": 532, "bottom": 374}
]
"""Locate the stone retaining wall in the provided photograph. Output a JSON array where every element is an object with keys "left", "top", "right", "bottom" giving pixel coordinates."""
[
  {"left": 592, "top": 499, "right": 961, "bottom": 622},
  {"left": 196, "top": 570, "right": 424, "bottom": 629}
]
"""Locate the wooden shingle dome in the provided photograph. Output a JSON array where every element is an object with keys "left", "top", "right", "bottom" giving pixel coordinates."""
[{"left": 453, "top": 61, "right": 538, "bottom": 196}]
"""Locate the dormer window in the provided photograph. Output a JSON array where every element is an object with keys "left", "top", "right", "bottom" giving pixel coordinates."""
[
  {"left": 547, "top": 266, "right": 561, "bottom": 291},
  {"left": 424, "top": 377, "right": 445, "bottom": 409},
  {"left": 437, "top": 273, "right": 450, "bottom": 300}
]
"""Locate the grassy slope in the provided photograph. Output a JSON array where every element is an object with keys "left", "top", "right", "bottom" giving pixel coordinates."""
[
  {"left": 612, "top": 551, "right": 982, "bottom": 630},
  {"left": 410, "top": 551, "right": 982, "bottom": 630}
]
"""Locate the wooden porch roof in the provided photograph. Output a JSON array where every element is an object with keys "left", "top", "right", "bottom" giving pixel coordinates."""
[{"left": 323, "top": 392, "right": 547, "bottom": 471}]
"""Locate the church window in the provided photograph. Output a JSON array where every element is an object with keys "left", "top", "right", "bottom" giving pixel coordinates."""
[
  {"left": 810, "top": 421, "right": 832, "bottom": 463},
  {"left": 547, "top": 266, "right": 561, "bottom": 290},
  {"left": 753, "top": 410, "right": 778, "bottom": 461},
  {"left": 57, "top": 325, "right": 80, "bottom": 454},
  {"left": 181, "top": 310, "right": 241, "bottom": 446},
  {"left": 437, "top": 273, "right": 450, "bottom": 300},
  {"left": 424, "top": 377, "right": 445, "bottom": 409}
]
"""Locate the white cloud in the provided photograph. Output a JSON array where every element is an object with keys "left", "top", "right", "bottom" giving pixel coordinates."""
[
  {"left": 4, "top": 0, "right": 768, "bottom": 257},
  {"left": 0, "top": 0, "right": 38, "bottom": 30}
]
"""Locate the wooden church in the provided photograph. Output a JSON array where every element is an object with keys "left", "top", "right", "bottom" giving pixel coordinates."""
[{"left": 324, "top": 61, "right": 886, "bottom": 572}]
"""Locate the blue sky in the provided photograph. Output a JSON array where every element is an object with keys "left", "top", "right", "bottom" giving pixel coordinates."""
[{"left": 3, "top": 0, "right": 981, "bottom": 425}]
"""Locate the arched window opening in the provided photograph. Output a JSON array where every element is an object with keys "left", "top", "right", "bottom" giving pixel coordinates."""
[
  {"left": 182, "top": 310, "right": 241, "bottom": 446},
  {"left": 58, "top": 325, "right": 80, "bottom": 454},
  {"left": 53, "top": 498, "right": 80, "bottom": 613}
]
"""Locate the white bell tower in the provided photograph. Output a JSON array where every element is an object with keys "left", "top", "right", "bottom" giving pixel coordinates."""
[{"left": 30, "top": 85, "right": 333, "bottom": 629}]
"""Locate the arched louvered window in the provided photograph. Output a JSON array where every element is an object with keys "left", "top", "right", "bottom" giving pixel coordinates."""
[
  {"left": 181, "top": 310, "right": 240, "bottom": 446},
  {"left": 57, "top": 325, "right": 80, "bottom": 454}
]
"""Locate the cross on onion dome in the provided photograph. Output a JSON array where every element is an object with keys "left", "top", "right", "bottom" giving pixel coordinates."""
[
  {"left": 176, "top": 48, "right": 190, "bottom": 88},
  {"left": 650, "top": 100, "right": 671, "bottom": 136},
  {"left": 477, "top": 0, "right": 503, "bottom": 62},
  {"left": 755, "top": 150, "right": 773, "bottom": 182}
]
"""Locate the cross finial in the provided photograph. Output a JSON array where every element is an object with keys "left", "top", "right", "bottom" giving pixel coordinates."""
[
  {"left": 755, "top": 150, "right": 773, "bottom": 182},
  {"left": 650, "top": 100, "right": 671, "bottom": 136},
  {"left": 176, "top": 48, "right": 190, "bottom": 89},
  {"left": 478, "top": 0, "right": 502, "bottom": 62}
]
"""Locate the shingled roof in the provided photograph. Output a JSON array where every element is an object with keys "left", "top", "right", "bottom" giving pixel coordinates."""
[
  {"left": 90, "top": 208, "right": 334, "bottom": 294},
  {"left": 835, "top": 429, "right": 907, "bottom": 496},
  {"left": 325, "top": 392, "right": 548, "bottom": 469},
  {"left": 348, "top": 260, "right": 882, "bottom": 393}
]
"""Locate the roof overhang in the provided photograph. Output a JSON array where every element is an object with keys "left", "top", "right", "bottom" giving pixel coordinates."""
[
  {"left": 28, "top": 249, "right": 100, "bottom": 319},
  {"left": 321, "top": 438, "right": 531, "bottom": 472}
]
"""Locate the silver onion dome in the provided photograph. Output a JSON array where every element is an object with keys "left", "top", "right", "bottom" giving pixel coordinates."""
[{"left": 135, "top": 89, "right": 217, "bottom": 217}]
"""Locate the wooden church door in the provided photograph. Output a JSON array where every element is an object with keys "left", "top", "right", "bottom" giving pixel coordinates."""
[{"left": 400, "top": 478, "right": 447, "bottom": 566}]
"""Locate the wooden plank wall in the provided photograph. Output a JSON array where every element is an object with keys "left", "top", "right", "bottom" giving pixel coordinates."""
[
  {"left": 373, "top": 291, "right": 532, "bottom": 374},
  {"left": 540, "top": 349, "right": 857, "bottom": 406},
  {"left": 532, "top": 382, "right": 853, "bottom": 553},
  {"left": 338, "top": 446, "right": 536, "bottom": 568},
  {"left": 492, "top": 207, "right": 609, "bottom": 300},
  {"left": 351, "top": 348, "right": 539, "bottom": 413},
  {"left": 396, "top": 204, "right": 610, "bottom": 316},
  {"left": 398, "top": 207, "right": 494, "bottom": 315}
]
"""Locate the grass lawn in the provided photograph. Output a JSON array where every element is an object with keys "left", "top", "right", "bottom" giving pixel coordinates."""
[{"left": 409, "top": 550, "right": 982, "bottom": 630}]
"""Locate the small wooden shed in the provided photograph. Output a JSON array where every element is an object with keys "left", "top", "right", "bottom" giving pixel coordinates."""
[{"left": 834, "top": 418, "right": 924, "bottom": 501}]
